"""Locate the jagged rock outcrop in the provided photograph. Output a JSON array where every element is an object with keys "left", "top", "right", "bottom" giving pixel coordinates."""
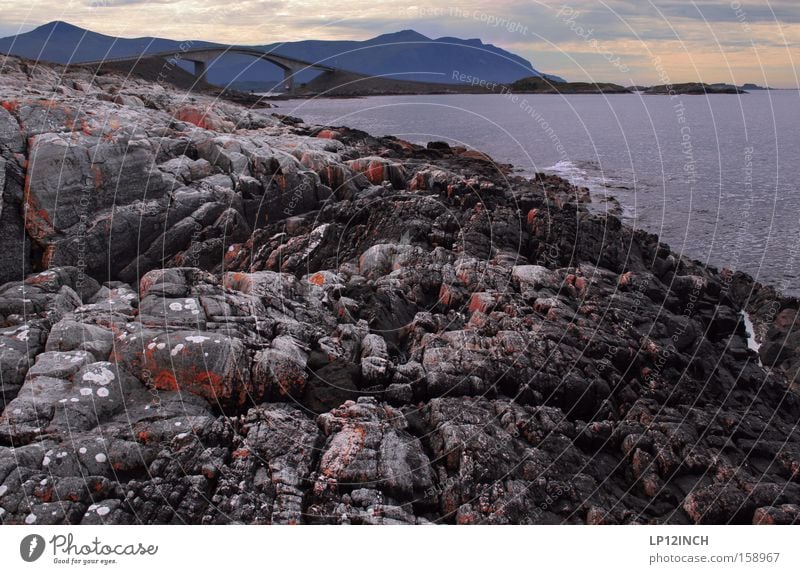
[{"left": 0, "top": 54, "right": 798, "bottom": 525}]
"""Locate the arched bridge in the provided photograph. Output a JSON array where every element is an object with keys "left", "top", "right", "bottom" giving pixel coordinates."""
[{"left": 82, "top": 46, "right": 337, "bottom": 93}]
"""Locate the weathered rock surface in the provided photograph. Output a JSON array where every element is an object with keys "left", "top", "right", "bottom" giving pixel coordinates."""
[{"left": 0, "top": 55, "right": 798, "bottom": 525}]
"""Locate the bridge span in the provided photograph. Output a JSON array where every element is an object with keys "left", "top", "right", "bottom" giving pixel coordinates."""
[{"left": 82, "top": 46, "right": 337, "bottom": 93}]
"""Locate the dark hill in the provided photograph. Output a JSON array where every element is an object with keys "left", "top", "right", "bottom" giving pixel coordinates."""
[{"left": 0, "top": 21, "right": 564, "bottom": 90}]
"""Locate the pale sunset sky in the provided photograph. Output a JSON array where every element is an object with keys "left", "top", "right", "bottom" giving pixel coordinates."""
[{"left": 0, "top": 0, "right": 797, "bottom": 87}]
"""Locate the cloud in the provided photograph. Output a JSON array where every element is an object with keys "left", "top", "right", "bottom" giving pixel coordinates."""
[
  {"left": 616, "top": 0, "right": 800, "bottom": 24},
  {"left": 86, "top": 0, "right": 174, "bottom": 7},
  {"left": 1, "top": 0, "right": 797, "bottom": 85}
]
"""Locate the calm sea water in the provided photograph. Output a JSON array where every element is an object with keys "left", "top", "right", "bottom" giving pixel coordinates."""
[{"left": 278, "top": 91, "right": 800, "bottom": 295}]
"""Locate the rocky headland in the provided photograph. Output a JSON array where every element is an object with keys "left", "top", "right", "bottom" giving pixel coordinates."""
[
  {"left": 0, "top": 54, "right": 798, "bottom": 525},
  {"left": 644, "top": 82, "right": 747, "bottom": 95}
]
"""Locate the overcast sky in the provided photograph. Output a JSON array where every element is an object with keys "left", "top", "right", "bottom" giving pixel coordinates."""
[{"left": 1, "top": 0, "right": 798, "bottom": 86}]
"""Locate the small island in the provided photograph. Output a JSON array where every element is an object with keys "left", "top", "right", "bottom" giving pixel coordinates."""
[
  {"left": 644, "top": 82, "right": 746, "bottom": 95},
  {"left": 508, "top": 76, "right": 631, "bottom": 94}
]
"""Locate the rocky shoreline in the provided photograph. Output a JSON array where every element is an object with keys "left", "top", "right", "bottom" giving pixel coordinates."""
[{"left": 0, "top": 55, "right": 798, "bottom": 525}]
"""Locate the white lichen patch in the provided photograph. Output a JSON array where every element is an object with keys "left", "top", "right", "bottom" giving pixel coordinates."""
[
  {"left": 88, "top": 503, "right": 111, "bottom": 516},
  {"left": 168, "top": 299, "right": 201, "bottom": 315},
  {"left": 185, "top": 335, "right": 210, "bottom": 344},
  {"left": 83, "top": 366, "right": 115, "bottom": 386},
  {"left": 95, "top": 453, "right": 107, "bottom": 463},
  {"left": 170, "top": 343, "right": 185, "bottom": 356}
]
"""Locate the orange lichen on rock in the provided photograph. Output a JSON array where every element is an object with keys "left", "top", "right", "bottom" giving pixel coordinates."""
[
  {"left": 308, "top": 272, "right": 326, "bottom": 286},
  {"left": 437, "top": 283, "right": 459, "bottom": 307},
  {"left": 315, "top": 129, "right": 339, "bottom": 139},
  {"left": 172, "top": 106, "right": 213, "bottom": 129},
  {"left": 347, "top": 157, "right": 406, "bottom": 188},
  {"left": 22, "top": 190, "right": 56, "bottom": 242},
  {"left": 458, "top": 149, "right": 493, "bottom": 163},
  {"left": 172, "top": 105, "right": 233, "bottom": 132},
  {"left": 468, "top": 292, "right": 494, "bottom": 314},
  {"left": 153, "top": 370, "right": 179, "bottom": 391},
  {"left": 232, "top": 448, "right": 250, "bottom": 459},
  {"left": 320, "top": 424, "right": 366, "bottom": 479}
]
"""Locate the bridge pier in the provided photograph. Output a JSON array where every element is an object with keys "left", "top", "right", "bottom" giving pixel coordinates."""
[
  {"left": 283, "top": 68, "right": 295, "bottom": 94},
  {"left": 193, "top": 60, "right": 207, "bottom": 83}
]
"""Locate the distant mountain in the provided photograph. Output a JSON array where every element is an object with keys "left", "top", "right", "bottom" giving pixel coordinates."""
[
  {"left": 256, "top": 29, "right": 565, "bottom": 84},
  {"left": 0, "top": 21, "right": 564, "bottom": 89},
  {"left": 0, "top": 21, "right": 213, "bottom": 63}
]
